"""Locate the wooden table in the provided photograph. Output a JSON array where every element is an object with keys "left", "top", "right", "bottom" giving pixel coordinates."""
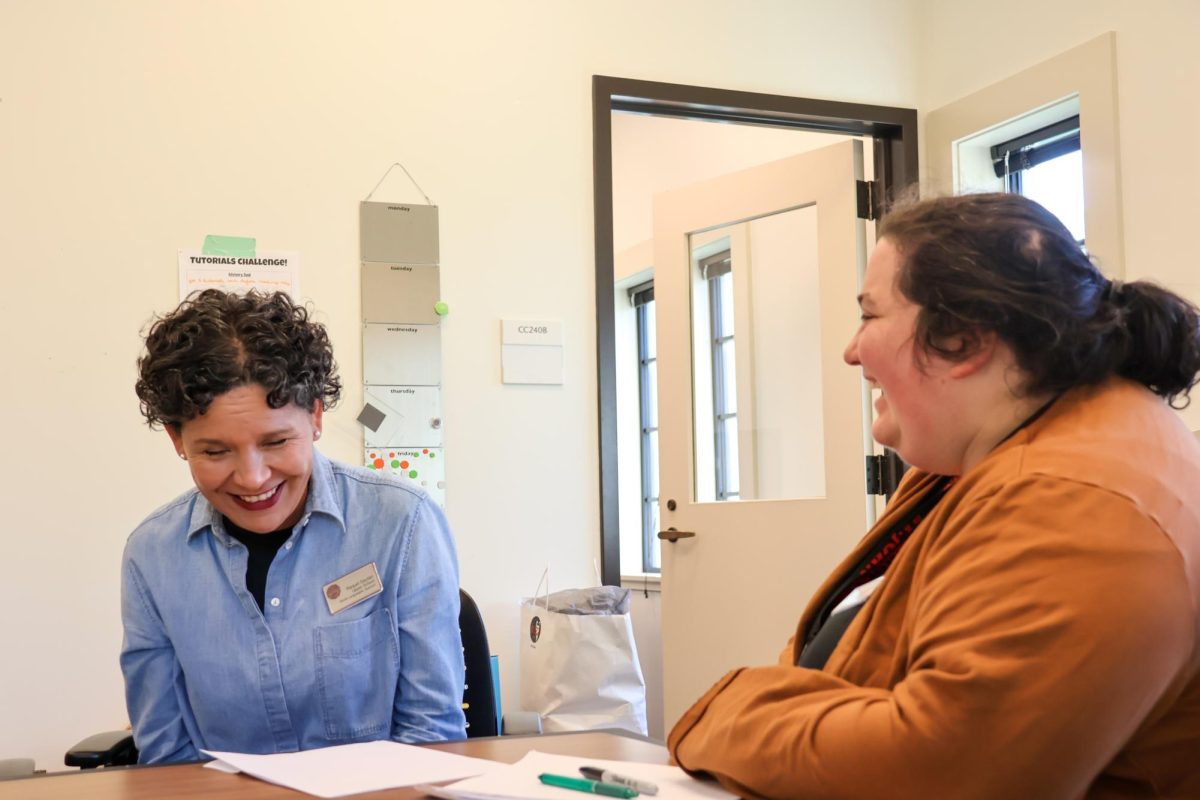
[{"left": 0, "top": 731, "right": 669, "bottom": 800}]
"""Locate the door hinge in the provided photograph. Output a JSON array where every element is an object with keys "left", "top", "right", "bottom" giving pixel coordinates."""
[
  {"left": 866, "top": 454, "right": 884, "bottom": 495},
  {"left": 866, "top": 452, "right": 906, "bottom": 497},
  {"left": 856, "top": 179, "right": 877, "bottom": 221},
  {"left": 865, "top": 454, "right": 893, "bottom": 496}
]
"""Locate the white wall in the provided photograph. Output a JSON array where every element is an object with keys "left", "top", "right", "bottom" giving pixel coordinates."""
[
  {"left": 0, "top": 0, "right": 918, "bottom": 770},
  {"left": 914, "top": 0, "right": 1200, "bottom": 430},
  {"left": 612, "top": 114, "right": 852, "bottom": 255}
]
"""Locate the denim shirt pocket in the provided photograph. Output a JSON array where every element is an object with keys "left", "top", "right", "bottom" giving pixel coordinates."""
[{"left": 313, "top": 607, "right": 400, "bottom": 740}]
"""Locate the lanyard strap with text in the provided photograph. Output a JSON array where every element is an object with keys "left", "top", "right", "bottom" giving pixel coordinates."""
[{"left": 802, "top": 475, "right": 957, "bottom": 648}]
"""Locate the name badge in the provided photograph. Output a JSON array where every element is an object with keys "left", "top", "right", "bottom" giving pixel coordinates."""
[{"left": 323, "top": 562, "right": 383, "bottom": 615}]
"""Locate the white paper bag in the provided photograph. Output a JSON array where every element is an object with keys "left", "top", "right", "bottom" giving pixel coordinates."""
[{"left": 518, "top": 583, "right": 648, "bottom": 735}]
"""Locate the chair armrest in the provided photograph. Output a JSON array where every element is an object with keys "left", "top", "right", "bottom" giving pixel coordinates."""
[
  {"left": 501, "top": 711, "right": 543, "bottom": 736},
  {"left": 65, "top": 730, "right": 138, "bottom": 768}
]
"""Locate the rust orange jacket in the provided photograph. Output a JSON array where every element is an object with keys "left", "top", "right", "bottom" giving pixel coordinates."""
[{"left": 669, "top": 379, "right": 1200, "bottom": 799}]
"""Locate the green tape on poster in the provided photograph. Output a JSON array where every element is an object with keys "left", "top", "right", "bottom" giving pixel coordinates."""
[{"left": 202, "top": 235, "right": 257, "bottom": 258}]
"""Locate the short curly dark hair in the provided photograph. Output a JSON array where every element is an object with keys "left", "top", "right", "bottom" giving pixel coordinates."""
[{"left": 135, "top": 290, "right": 342, "bottom": 430}]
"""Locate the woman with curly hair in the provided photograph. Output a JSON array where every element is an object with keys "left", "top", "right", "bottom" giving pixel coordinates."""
[
  {"left": 122, "top": 289, "right": 465, "bottom": 763},
  {"left": 668, "top": 193, "right": 1200, "bottom": 798}
]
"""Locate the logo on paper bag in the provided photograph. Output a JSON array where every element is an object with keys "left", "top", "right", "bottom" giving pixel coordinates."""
[
  {"left": 529, "top": 616, "right": 541, "bottom": 643},
  {"left": 325, "top": 584, "right": 341, "bottom": 600}
]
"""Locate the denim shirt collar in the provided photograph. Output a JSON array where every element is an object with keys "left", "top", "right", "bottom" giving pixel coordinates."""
[{"left": 185, "top": 449, "right": 346, "bottom": 543}]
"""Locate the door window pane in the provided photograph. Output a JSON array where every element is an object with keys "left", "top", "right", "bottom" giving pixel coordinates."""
[
  {"left": 642, "top": 300, "right": 656, "bottom": 359},
  {"left": 645, "top": 357, "right": 658, "bottom": 429},
  {"left": 719, "top": 338, "right": 737, "bottom": 412},
  {"left": 718, "top": 271, "right": 735, "bottom": 332},
  {"left": 690, "top": 205, "right": 827, "bottom": 502},
  {"left": 643, "top": 499, "right": 660, "bottom": 572},
  {"left": 646, "top": 429, "right": 659, "bottom": 498},
  {"left": 721, "top": 416, "right": 740, "bottom": 499}
]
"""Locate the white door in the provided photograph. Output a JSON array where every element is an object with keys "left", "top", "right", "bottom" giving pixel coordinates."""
[{"left": 653, "top": 140, "right": 873, "bottom": 728}]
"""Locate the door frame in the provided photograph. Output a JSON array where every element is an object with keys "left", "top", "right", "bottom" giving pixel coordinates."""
[{"left": 593, "top": 75, "right": 918, "bottom": 586}]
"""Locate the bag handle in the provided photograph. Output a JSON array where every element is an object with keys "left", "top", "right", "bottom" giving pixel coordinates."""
[{"left": 533, "top": 566, "right": 550, "bottom": 610}]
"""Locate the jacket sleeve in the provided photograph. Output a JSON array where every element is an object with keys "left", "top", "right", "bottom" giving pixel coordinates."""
[
  {"left": 120, "top": 554, "right": 201, "bottom": 764},
  {"left": 668, "top": 477, "right": 1196, "bottom": 800},
  {"left": 390, "top": 494, "right": 467, "bottom": 743}
]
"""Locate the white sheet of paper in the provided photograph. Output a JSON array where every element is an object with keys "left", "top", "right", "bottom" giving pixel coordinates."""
[
  {"left": 201, "top": 741, "right": 498, "bottom": 798},
  {"left": 445, "top": 750, "right": 737, "bottom": 800}
]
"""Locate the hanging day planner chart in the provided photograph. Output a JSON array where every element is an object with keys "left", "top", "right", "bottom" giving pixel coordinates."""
[{"left": 359, "top": 201, "right": 447, "bottom": 507}]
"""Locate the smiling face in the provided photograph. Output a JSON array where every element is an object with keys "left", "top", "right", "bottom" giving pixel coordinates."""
[
  {"left": 843, "top": 237, "right": 947, "bottom": 468},
  {"left": 167, "top": 383, "right": 323, "bottom": 533}
]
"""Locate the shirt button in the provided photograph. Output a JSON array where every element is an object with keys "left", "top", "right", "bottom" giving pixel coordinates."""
[
  {"left": 284, "top": 541, "right": 293, "bottom": 550},
  {"left": 270, "top": 597, "right": 281, "bottom": 608}
]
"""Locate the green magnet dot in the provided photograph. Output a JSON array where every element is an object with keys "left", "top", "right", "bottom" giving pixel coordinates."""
[
  {"left": 391, "top": 460, "right": 400, "bottom": 469},
  {"left": 433, "top": 301, "right": 449, "bottom": 316},
  {"left": 408, "top": 470, "right": 418, "bottom": 479},
  {"left": 428, "top": 452, "right": 436, "bottom": 458}
]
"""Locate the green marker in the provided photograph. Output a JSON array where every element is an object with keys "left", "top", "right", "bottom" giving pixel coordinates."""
[{"left": 538, "top": 773, "right": 638, "bottom": 798}]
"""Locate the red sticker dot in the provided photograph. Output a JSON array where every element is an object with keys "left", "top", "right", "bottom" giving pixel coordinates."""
[
  {"left": 400, "top": 460, "right": 409, "bottom": 469},
  {"left": 372, "top": 458, "right": 384, "bottom": 469}
]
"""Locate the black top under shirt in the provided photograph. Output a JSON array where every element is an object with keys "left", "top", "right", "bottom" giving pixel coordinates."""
[
  {"left": 797, "top": 475, "right": 956, "bottom": 669},
  {"left": 224, "top": 519, "right": 292, "bottom": 613}
]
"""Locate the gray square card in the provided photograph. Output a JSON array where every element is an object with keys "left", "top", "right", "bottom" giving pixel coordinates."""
[
  {"left": 361, "top": 262, "right": 441, "bottom": 325},
  {"left": 360, "top": 201, "right": 439, "bottom": 265}
]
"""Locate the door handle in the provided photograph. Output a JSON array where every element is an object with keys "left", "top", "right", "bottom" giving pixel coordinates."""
[{"left": 657, "top": 528, "right": 696, "bottom": 543}]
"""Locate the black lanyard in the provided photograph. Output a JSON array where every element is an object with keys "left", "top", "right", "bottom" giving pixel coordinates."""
[
  {"left": 800, "top": 475, "right": 957, "bottom": 656},
  {"left": 796, "top": 396, "right": 1060, "bottom": 668}
]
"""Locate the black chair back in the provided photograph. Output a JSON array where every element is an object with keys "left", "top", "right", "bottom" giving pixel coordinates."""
[{"left": 458, "top": 588, "right": 499, "bottom": 738}]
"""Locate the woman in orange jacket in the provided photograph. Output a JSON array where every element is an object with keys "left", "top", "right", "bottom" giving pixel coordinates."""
[{"left": 668, "top": 193, "right": 1200, "bottom": 799}]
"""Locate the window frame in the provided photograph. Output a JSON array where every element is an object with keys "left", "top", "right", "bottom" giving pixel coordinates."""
[
  {"left": 632, "top": 283, "right": 661, "bottom": 572},
  {"left": 701, "top": 252, "right": 738, "bottom": 501},
  {"left": 990, "top": 114, "right": 1081, "bottom": 194}
]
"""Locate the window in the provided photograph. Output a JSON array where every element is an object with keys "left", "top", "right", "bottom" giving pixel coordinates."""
[
  {"left": 991, "top": 115, "right": 1085, "bottom": 242},
  {"left": 632, "top": 283, "right": 661, "bottom": 572},
  {"left": 701, "top": 251, "right": 739, "bottom": 501}
]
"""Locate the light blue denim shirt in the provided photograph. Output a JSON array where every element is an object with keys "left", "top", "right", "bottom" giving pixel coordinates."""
[{"left": 120, "top": 450, "right": 466, "bottom": 764}]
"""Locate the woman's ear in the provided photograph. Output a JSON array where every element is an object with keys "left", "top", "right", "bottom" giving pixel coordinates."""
[
  {"left": 311, "top": 402, "right": 324, "bottom": 440},
  {"left": 947, "top": 329, "right": 999, "bottom": 379},
  {"left": 165, "top": 425, "right": 186, "bottom": 459}
]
